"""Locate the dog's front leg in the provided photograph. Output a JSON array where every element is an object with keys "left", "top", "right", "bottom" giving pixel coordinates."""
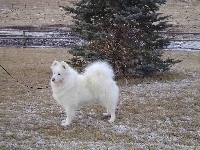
[{"left": 61, "top": 107, "right": 75, "bottom": 126}]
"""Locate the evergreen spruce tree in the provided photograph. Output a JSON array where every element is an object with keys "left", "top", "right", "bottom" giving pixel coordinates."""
[{"left": 64, "top": 0, "right": 180, "bottom": 78}]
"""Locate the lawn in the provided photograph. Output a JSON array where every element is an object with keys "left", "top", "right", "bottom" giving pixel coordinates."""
[
  {"left": 0, "top": 48, "right": 199, "bottom": 149},
  {"left": 0, "top": 0, "right": 200, "bottom": 149}
]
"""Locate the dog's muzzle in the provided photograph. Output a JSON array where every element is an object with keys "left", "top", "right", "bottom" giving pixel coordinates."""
[
  {"left": 52, "top": 78, "right": 55, "bottom": 82},
  {"left": 51, "top": 78, "right": 62, "bottom": 83}
]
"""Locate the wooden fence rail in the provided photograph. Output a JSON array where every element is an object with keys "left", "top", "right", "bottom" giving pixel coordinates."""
[
  {"left": 157, "top": 31, "right": 200, "bottom": 35},
  {"left": 0, "top": 30, "right": 200, "bottom": 48},
  {"left": 0, "top": 37, "right": 78, "bottom": 39},
  {"left": 0, "top": 37, "right": 200, "bottom": 41}
]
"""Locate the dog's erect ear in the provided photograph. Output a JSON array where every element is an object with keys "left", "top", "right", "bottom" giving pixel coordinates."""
[
  {"left": 52, "top": 60, "right": 59, "bottom": 66},
  {"left": 51, "top": 60, "right": 59, "bottom": 69},
  {"left": 61, "top": 61, "right": 68, "bottom": 69}
]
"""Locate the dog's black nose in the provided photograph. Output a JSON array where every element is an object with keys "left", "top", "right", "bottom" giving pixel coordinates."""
[{"left": 52, "top": 78, "right": 55, "bottom": 82}]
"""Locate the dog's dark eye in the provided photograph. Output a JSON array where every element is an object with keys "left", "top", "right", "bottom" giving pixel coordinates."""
[{"left": 58, "top": 73, "right": 60, "bottom": 75}]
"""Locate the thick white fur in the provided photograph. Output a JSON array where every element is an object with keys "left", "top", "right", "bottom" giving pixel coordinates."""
[{"left": 50, "top": 60, "right": 119, "bottom": 126}]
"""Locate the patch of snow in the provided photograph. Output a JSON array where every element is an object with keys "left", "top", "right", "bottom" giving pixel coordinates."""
[
  {"left": 167, "top": 41, "right": 200, "bottom": 51},
  {"left": 113, "top": 125, "right": 127, "bottom": 134}
]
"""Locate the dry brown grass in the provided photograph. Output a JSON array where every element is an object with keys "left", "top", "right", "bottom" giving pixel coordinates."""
[
  {"left": 159, "top": 0, "right": 200, "bottom": 32},
  {"left": 0, "top": 0, "right": 78, "bottom": 28},
  {"left": 0, "top": 0, "right": 200, "bottom": 32},
  {"left": 0, "top": 0, "right": 200, "bottom": 149},
  {"left": 0, "top": 48, "right": 199, "bottom": 149}
]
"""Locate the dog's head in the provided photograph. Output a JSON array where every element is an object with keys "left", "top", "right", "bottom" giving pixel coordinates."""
[{"left": 50, "top": 60, "right": 69, "bottom": 83}]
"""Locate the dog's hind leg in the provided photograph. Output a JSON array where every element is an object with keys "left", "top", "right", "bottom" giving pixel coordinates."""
[
  {"left": 102, "top": 101, "right": 116, "bottom": 123},
  {"left": 103, "top": 109, "right": 116, "bottom": 123},
  {"left": 108, "top": 108, "right": 116, "bottom": 123},
  {"left": 103, "top": 109, "right": 111, "bottom": 116}
]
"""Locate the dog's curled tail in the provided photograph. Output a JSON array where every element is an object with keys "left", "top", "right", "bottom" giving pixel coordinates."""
[{"left": 84, "top": 61, "right": 115, "bottom": 80}]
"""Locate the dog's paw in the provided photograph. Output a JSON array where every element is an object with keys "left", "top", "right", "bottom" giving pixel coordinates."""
[
  {"left": 61, "top": 122, "right": 71, "bottom": 126},
  {"left": 61, "top": 119, "right": 71, "bottom": 126},
  {"left": 108, "top": 118, "right": 115, "bottom": 124},
  {"left": 103, "top": 112, "right": 111, "bottom": 116},
  {"left": 61, "top": 119, "right": 67, "bottom": 123},
  {"left": 108, "top": 120, "right": 114, "bottom": 124}
]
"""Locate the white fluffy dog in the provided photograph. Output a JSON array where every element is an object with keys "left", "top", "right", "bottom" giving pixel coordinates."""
[{"left": 50, "top": 60, "right": 119, "bottom": 126}]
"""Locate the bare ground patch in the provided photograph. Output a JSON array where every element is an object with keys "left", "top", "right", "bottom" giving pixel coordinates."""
[{"left": 0, "top": 48, "right": 199, "bottom": 149}]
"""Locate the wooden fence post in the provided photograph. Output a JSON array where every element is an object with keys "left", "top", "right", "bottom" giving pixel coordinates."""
[{"left": 23, "top": 31, "right": 27, "bottom": 48}]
